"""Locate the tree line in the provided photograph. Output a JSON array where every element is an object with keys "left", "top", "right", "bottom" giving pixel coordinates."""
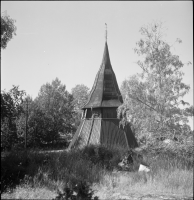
[{"left": 1, "top": 80, "right": 90, "bottom": 150}]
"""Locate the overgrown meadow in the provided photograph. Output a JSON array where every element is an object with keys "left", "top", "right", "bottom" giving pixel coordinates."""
[{"left": 1, "top": 143, "right": 193, "bottom": 199}]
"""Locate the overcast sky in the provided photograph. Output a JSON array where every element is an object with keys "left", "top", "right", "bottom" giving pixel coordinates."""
[{"left": 1, "top": 2, "right": 193, "bottom": 112}]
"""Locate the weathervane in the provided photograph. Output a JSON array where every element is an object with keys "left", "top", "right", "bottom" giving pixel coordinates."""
[{"left": 105, "top": 23, "right": 107, "bottom": 42}]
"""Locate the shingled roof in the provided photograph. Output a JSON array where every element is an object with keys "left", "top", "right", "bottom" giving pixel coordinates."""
[{"left": 82, "top": 42, "right": 123, "bottom": 109}]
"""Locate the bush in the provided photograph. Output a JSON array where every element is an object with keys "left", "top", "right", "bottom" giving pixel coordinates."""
[
  {"left": 53, "top": 181, "right": 98, "bottom": 200},
  {"left": 81, "top": 145, "right": 113, "bottom": 167},
  {"left": 1, "top": 150, "right": 51, "bottom": 193},
  {"left": 137, "top": 141, "right": 193, "bottom": 172},
  {"left": 0, "top": 144, "right": 135, "bottom": 194},
  {"left": 80, "top": 145, "right": 127, "bottom": 170}
]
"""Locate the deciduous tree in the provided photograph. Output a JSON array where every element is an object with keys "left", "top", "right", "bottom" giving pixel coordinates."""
[
  {"left": 1, "top": 12, "right": 17, "bottom": 49},
  {"left": 118, "top": 22, "right": 193, "bottom": 145},
  {"left": 34, "top": 78, "right": 75, "bottom": 144},
  {"left": 71, "top": 84, "right": 89, "bottom": 127},
  {"left": 1, "top": 86, "right": 26, "bottom": 149}
]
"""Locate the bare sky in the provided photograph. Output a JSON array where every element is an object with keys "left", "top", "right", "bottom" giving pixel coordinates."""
[{"left": 1, "top": 2, "right": 193, "bottom": 107}]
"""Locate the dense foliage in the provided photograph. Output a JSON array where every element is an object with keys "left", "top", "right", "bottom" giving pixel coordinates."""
[
  {"left": 53, "top": 181, "right": 98, "bottom": 200},
  {"left": 71, "top": 84, "right": 90, "bottom": 112},
  {"left": 1, "top": 12, "right": 17, "bottom": 49},
  {"left": 118, "top": 22, "right": 193, "bottom": 146},
  {"left": 1, "top": 78, "right": 77, "bottom": 150},
  {"left": 1, "top": 86, "right": 26, "bottom": 149},
  {"left": 71, "top": 84, "right": 90, "bottom": 128},
  {"left": 34, "top": 78, "right": 75, "bottom": 143}
]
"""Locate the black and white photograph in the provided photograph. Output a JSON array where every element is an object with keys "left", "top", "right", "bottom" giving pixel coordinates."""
[{"left": 1, "top": 1, "right": 193, "bottom": 200}]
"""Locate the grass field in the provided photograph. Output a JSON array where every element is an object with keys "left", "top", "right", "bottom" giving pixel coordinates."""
[
  {"left": 1, "top": 145, "right": 193, "bottom": 199},
  {"left": 93, "top": 168, "right": 193, "bottom": 199}
]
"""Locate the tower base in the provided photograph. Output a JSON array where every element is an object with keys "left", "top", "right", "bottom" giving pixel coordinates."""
[{"left": 68, "top": 118, "right": 138, "bottom": 150}]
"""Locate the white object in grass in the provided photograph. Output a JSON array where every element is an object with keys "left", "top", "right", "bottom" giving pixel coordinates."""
[
  {"left": 118, "top": 161, "right": 124, "bottom": 167},
  {"left": 138, "top": 164, "right": 150, "bottom": 172},
  {"left": 163, "top": 139, "right": 172, "bottom": 144}
]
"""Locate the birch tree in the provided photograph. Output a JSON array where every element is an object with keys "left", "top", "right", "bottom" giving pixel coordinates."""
[{"left": 118, "top": 22, "right": 193, "bottom": 145}]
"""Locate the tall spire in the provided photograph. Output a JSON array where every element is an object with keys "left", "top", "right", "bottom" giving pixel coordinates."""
[
  {"left": 105, "top": 23, "right": 107, "bottom": 42},
  {"left": 102, "top": 23, "right": 110, "bottom": 66},
  {"left": 82, "top": 27, "right": 123, "bottom": 109},
  {"left": 102, "top": 39, "right": 111, "bottom": 66}
]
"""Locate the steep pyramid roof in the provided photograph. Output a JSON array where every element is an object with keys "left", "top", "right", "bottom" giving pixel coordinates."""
[{"left": 83, "top": 42, "right": 123, "bottom": 109}]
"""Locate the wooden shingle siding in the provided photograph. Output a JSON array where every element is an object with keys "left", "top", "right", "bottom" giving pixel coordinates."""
[
  {"left": 88, "top": 119, "right": 101, "bottom": 145},
  {"left": 68, "top": 120, "right": 84, "bottom": 149},
  {"left": 83, "top": 42, "right": 123, "bottom": 109},
  {"left": 78, "top": 120, "right": 92, "bottom": 148}
]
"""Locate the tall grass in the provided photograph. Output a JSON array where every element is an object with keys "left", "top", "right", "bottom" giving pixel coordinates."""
[
  {"left": 1, "top": 145, "right": 115, "bottom": 193},
  {"left": 93, "top": 146, "right": 193, "bottom": 199},
  {"left": 1, "top": 144, "right": 193, "bottom": 199},
  {"left": 93, "top": 169, "right": 193, "bottom": 199}
]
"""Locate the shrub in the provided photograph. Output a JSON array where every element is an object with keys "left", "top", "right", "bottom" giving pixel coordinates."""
[
  {"left": 81, "top": 145, "right": 113, "bottom": 167},
  {"left": 53, "top": 181, "right": 98, "bottom": 200},
  {"left": 1, "top": 144, "right": 132, "bottom": 193},
  {"left": 80, "top": 145, "right": 127, "bottom": 170},
  {"left": 1, "top": 150, "right": 52, "bottom": 193},
  {"left": 1, "top": 150, "right": 27, "bottom": 192},
  {"left": 137, "top": 140, "right": 193, "bottom": 171}
]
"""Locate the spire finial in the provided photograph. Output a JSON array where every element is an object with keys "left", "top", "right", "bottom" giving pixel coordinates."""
[{"left": 105, "top": 23, "right": 107, "bottom": 42}]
